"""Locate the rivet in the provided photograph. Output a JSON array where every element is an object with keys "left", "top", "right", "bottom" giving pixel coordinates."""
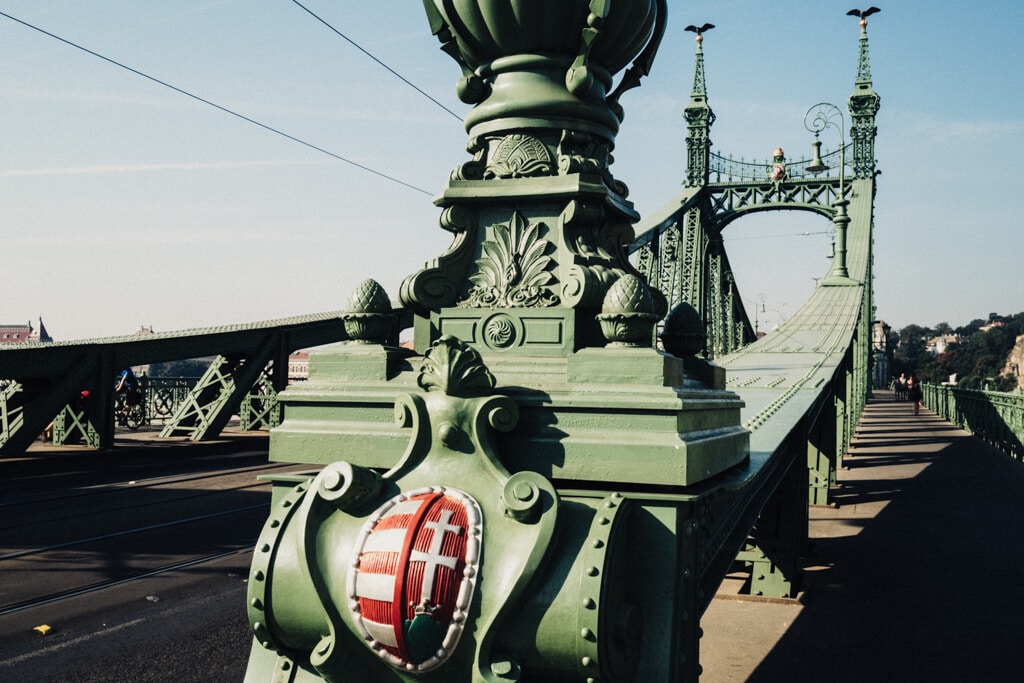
[
  {"left": 323, "top": 470, "right": 342, "bottom": 491},
  {"left": 581, "top": 656, "right": 593, "bottom": 667},
  {"left": 586, "top": 566, "right": 599, "bottom": 577},
  {"left": 260, "top": 543, "right": 271, "bottom": 553},
  {"left": 251, "top": 598, "right": 263, "bottom": 610},
  {"left": 254, "top": 571, "right": 265, "bottom": 581},
  {"left": 270, "top": 519, "right": 280, "bottom": 528},
  {"left": 513, "top": 481, "right": 534, "bottom": 501},
  {"left": 591, "top": 539, "right": 604, "bottom": 549},
  {"left": 580, "top": 627, "right": 594, "bottom": 640},
  {"left": 598, "top": 517, "right": 610, "bottom": 525},
  {"left": 582, "top": 597, "right": 596, "bottom": 609}
]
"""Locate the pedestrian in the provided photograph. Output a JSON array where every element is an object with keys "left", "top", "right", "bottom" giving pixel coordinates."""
[{"left": 906, "top": 376, "right": 923, "bottom": 415}]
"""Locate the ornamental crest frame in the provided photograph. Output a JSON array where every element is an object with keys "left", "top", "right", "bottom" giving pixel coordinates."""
[{"left": 348, "top": 486, "right": 482, "bottom": 673}]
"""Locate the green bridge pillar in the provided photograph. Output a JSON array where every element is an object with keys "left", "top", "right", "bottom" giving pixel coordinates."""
[{"left": 244, "top": 3, "right": 755, "bottom": 681}]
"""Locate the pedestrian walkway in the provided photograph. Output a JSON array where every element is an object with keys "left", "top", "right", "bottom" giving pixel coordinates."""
[{"left": 700, "top": 397, "right": 1024, "bottom": 682}]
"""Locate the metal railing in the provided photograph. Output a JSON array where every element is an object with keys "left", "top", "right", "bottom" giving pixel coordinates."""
[
  {"left": 709, "top": 145, "right": 851, "bottom": 183},
  {"left": 923, "top": 384, "right": 1024, "bottom": 461},
  {"left": 138, "top": 376, "right": 199, "bottom": 424},
  {"left": 47, "top": 376, "right": 200, "bottom": 445}
]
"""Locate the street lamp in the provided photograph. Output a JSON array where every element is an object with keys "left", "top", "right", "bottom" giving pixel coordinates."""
[{"left": 804, "top": 103, "right": 855, "bottom": 285}]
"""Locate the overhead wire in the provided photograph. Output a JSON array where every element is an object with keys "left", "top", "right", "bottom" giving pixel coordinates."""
[
  {"left": 0, "top": 9, "right": 433, "bottom": 196},
  {"left": 727, "top": 230, "right": 832, "bottom": 241},
  {"left": 289, "top": 0, "right": 463, "bottom": 123}
]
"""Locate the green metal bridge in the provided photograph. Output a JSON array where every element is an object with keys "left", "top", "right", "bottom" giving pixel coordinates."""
[
  {"left": 3, "top": 8, "right": 886, "bottom": 681},
  {"left": 0, "top": 311, "right": 384, "bottom": 456}
]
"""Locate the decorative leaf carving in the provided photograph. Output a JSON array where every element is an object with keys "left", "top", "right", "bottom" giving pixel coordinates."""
[{"left": 461, "top": 212, "right": 560, "bottom": 308}]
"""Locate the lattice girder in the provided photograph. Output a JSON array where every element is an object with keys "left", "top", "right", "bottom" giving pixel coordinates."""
[{"left": 709, "top": 178, "right": 846, "bottom": 228}]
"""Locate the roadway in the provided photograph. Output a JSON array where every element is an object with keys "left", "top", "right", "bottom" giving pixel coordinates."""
[
  {"left": 2, "top": 400, "right": 1023, "bottom": 681},
  {"left": 0, "top": 425, "right": 306, "bottom": 682}
]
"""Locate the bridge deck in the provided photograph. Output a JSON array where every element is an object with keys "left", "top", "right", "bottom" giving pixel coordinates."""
[
  {"left": 701, "top": 397, "right": 1024, "bottom": 682},
  {"left": 3, "top": 397, "right": 1021, "bottom": 680}
]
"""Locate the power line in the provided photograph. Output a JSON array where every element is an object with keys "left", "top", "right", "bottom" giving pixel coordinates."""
[
  {"left": 727, "top": 230, "right": 832, "bottom": 241},
  {"left": 289, "top": 0, "right": 463, "bottom": 123},
  {"left": 0, "top": 9, "right": 433, "bottom": 196}
]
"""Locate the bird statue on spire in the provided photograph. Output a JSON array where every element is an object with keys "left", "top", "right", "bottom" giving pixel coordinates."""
[
  {"left": 846, "top": 7, "right": 880, "bottom": 26},
  {"left": 684, "top": 23, "right": 714, "bottom": 43}
]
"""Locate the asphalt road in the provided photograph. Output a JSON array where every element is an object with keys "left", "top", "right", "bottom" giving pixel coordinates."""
[{"left": 0, "top": 553, "right": 253, "bottom": 682}]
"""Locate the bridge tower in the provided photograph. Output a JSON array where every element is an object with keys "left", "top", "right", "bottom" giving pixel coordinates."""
[
  {"left": 634, "top": 30, "right": 756, "bottom": 359},
  {"left": 634, "top": 13, "right": 881, "bottom": 360}
]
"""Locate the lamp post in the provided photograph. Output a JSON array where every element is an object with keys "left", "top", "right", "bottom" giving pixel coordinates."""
[{"left": 804, "top": 102, "right": 855, "bottom": 284}]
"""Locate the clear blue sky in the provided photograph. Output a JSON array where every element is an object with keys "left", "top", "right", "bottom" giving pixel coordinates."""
[{"left": 2, "top": 1, "right": 1022, "bottom": 340}]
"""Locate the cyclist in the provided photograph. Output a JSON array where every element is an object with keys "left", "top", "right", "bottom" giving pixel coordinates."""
[{"left": 115, "top": 368, "right": 142, "bottom": 426}]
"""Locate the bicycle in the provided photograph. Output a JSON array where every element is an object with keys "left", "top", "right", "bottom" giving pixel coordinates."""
[{"left": 115, "top": 389, "right": 145, "bottom": 430}]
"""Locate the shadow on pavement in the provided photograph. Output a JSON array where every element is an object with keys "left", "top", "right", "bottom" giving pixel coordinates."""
[{"left": 746, "top": 399, "right": 1024, "bottom": 682}]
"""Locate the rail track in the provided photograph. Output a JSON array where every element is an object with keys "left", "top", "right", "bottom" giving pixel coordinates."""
[{"left": 0, "top": 445, "right": 310, "bottom": 619}]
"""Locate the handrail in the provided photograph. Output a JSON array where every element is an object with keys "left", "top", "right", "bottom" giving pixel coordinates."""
[
  {"left": 923, "top": 384, "right": 1024, "bottom": 461},
  {"left": 709, "top": 144, "right": 851, "bottom": 182}
]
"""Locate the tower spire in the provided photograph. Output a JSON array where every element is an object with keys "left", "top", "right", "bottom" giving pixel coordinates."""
[
  {"left": 846, "top": 8, "right": 881, "bottom": 179},
  {"left": 683, "top": 24, "right": 715, "bottom": 187}
]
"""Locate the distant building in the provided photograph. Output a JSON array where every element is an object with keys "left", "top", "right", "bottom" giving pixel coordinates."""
[
  {"left": 926, "top": 334, "right": 961, "bottom": 356},
  {"left": 288, "top": 351, "right": 309, "bottom": 383},
  {"left": 979, "top": 321, "right": 1004, "bottom": 333},
  {"left": 0, "top": 318, "right": 52, "bottom": 344},
  {"left": 872, "top": 320, "right": 891, "bottom": 389}
]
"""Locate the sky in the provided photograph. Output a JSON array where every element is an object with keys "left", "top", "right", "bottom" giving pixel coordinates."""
[{"left": 2, "top": 1, "right": 1023, "bottom": 341}]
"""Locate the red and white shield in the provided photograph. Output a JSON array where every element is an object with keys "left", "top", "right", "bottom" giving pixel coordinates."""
[{"left": 348, "top": 486, "right": 481, "bottom": 672}]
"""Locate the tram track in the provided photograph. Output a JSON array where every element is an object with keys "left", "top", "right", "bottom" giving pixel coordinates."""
[
  {"left": 0, "top": 460, "right": 304, "bottom": 528},
  {"left": 0, "top": 447, "right": 312, "bottom": 627},
  {"left": 0, "top": 547, "right": 254, "bottom": 617}
]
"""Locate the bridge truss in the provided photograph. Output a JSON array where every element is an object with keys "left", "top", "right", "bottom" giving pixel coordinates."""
[{"left": 0, "top": 312, "right": 368, "bottom": 457}]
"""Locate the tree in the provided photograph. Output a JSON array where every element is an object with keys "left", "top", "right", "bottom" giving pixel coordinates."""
[{"left": 147, "top": 358, "right": 211, "bottom": 378}]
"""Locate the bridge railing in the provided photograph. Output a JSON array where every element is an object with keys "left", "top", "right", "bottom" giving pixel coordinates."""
[
  {"left": 139, "top": 376, "right": 199, "bottom": 424},
  {"left": 47, "top": 376, "right": 199, "bottom": 445},
  {"left": 923, "top": 384, "right": 1024, "bottom": 461},
  {"left": 709, "top": 144, "right": 851, "bottom": 182}
]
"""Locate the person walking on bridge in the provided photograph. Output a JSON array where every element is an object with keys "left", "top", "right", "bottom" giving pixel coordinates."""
[
  {"left": 906, "top": 376, "right": 923, "bottom": 415},
  {"left": 894, "top": 372, "right": 907, "bottom": 401}
]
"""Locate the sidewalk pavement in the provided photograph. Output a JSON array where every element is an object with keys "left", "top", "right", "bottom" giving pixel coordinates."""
[{"left": 700, "top": 397, "right": 1024, "bottom": 682}]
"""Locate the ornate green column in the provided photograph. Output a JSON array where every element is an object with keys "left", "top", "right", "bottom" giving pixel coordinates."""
[
  {"left": 245, "top": 3, "right": 750, "bottom": 681},
  {"left": 402, "top": 0, "right": 672, "bottom": 355}
]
